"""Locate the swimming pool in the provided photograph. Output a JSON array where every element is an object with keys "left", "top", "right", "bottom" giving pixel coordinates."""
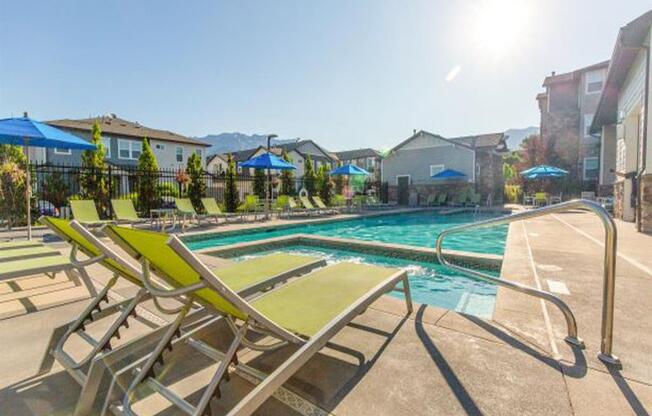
[
  {"left": 234, "top": 245, "right": 499, "bottom": 319},
  {"left": 187, "top": 210, "right": 508, "bottom": 254}
]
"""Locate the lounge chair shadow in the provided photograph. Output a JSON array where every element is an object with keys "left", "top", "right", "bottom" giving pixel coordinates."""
[
  {"left": 414, "top": 305, "right": 483, "bottom": 415},
  {"left": 242, "top": 312, "right": 410, "bottom": 411},
  {"left": 459, "top": 313, "right": 587, "bottom": 378},
  {"left": 0, "top": 370, "right": 81, "bottom": 416}
]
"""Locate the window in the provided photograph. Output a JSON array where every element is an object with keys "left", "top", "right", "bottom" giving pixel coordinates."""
[
  {"left": 101, "top": 137, "right": 111, "bottom": 158},
  {"left": 176, "top": 146, "right": 183, "bottom": 162},
  {"left": 429, "top": 164, "right": 445, "bottom": 176},
  {"left": 583, "top": 157, "right": 599, "bottom": 180},
  {"left": 118, "top": 139, "right": 142, "bottom": 160},
  {"left": 585, "top": 70, "right": 604, "bottom": 94},
  {"left": 155, "top": 143, "right": 166, "bottom": 151},
  {"left": 195, "top": 149, "right": 203, "bottom": 158},
  {"left": 366, "top": 157, "right": 374, "bottom": 169},
  {"left": 54, "top": 148, "right": 71, "bottom": 155},
  {"left": 584, "top": 114, "right": 594, "bottom": 137}
]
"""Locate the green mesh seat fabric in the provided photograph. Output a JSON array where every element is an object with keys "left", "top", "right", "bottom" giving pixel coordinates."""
[
  {"left": 201, "top": 198, "right": 223, "bottom": 215},
  {"left": 70, "top": 200, "right": 103, "bottom": 223},
  {"left": 0, "top": 241, "right": 43, "bottom": 251},
  {"left": 174, "top": 198, "right": 196, "bottom": 215},
  {"left": 0, "top": 255, "right": 71, "bottom": 277},
  {"left": 104, "top": 225, "right": 322, "bottom": 321},
  {"left": 312, "top": 196, "right": 328, "bottom": 209},
  {"left": 111, "top": 199, "right": 141, "bottom": 222},
  {"left": 288, "top": 198, "right": 299, "bottom": 209},
  {"left": 0, "top": 245, "right": 60, "bottom": 262},
  {"left": 299, "top": 196, "right": 315, "bottom": 210},
  {"left": 40, "top": 217, "right": 142, "bottom": 286},
  {"left": 252, "top": 262, "right": 401, "bottom": 337}
]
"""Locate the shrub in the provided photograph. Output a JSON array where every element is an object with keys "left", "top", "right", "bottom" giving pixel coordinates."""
[
  {"left": 504, "top": 184, "right": 522, "bottom": 203},
  {"left": 224, "top": 154, "right": 239, "bottom": 212},
  {"left": 318, "top": 165, "right": 333, "bottom": 205},
  {"left": 0, "top": 161, "right": 27, "bottom": 228},
  {"left": 280, "top": 150, "right": 295, "bottom": 196},
  {"left": 186, "top": 153, "right": 206, "bottom": 212},
  {"left": 304, "top": 155, "right": 316, "bottom": 195},
  {"left": 157, "top": 182, "right": 179, "bottom": 198},
  {"left": 253, "top": 168, "right": 266, "bottom": 199},
  {"left": 137, "top": 138, "right": 160, "bottom": 213},
  {"left": 80, "top": 122, "right": 109, "bottom": 215},
  {"left": 42, "top": 171, "right": 69, "bottom": 209}
]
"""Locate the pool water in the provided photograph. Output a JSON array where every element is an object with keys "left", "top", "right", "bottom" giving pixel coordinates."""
[
  {"left": 235, "top": 245, "right": 498, "bottom": 319},
  {"left": 187, "top": 211, "right": 508, "bottom": 254}
]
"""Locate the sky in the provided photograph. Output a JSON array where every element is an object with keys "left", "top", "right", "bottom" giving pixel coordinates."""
[{"left": 0, "top": 0, "right": 650, "bottom": 151}]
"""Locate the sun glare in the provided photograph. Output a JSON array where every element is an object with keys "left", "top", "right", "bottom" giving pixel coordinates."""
[{"left": 469, "top": 0, "right": 532, "bottom": 59}]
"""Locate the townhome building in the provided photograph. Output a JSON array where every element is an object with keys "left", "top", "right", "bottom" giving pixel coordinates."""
[
  {"left": 536, "top": 60, "right": 610, "bottom": 194},
  {"left": 43, "top": 114, "right": 210, "bottom": 169},
  {"left": 334, "top": 148, "right": 382, "bottom": 181},
  {"left": 591, "top": 10, "right": 652, "bottom": 232}
]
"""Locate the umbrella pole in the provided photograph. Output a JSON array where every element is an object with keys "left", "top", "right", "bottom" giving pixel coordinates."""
[
  {"left": 24, "top": 139, "right": 32, "bottom": 240},
  {"left": 265, "top": 167, "right": 270, "bottom": 220}
]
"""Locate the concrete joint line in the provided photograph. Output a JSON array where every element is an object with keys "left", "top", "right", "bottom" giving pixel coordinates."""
[{"left": 521, "top": 220, "right": 561, "bottom": 359}]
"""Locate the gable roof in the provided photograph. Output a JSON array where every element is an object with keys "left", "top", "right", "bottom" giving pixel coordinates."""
[
  {"left": 206, "top": 153, "right": 229, "bottom": 165},
  {"left": 46, "top": 114, "right": 210, "bottom": 146},
  {"left": 389, "top": 130, "right": 506, "bottom": 155},
  {"left": 275, "top": 139, "right": 336, "bottom": 162},
  {"left": 335, "top": 148, "right": 380, "bottom": 160},
  {"left": 592, "top": 10, "right": 652, "bottom": 133}
]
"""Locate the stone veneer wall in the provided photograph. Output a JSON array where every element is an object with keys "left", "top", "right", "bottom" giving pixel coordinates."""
[
  {"left": 640, "top": 174, "right": 652, "bottom": 233},
  {"left": 613, "top": 182, "right": 625, "bottom": 220}
]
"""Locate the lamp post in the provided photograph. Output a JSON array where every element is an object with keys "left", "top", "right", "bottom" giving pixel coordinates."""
[{"left": 266, "top": 134, "right": 278, "bottom": 219}]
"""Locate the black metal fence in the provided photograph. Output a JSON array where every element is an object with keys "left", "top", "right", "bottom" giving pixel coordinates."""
[{"left": 32, "top": 163, "right": 387, "bottom": 215}]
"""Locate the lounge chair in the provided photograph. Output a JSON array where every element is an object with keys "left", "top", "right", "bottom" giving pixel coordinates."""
[
  {"left": 240, "top": 195, "right": 264, "bottom": 221},
  {"left": 201, "top": 197, "right": 240, "bottom": 224},
  {"left": 0, "top": 239, "right": 79, "bottom": 283},
  {"left": 115, "top": 229, "right": 412, "bottom": 416},
  {"left": 39, "top": 218, "right": 326, "bottom": 415},
  {"left": 287, "top": 197, "right": 310, "bottom": 217},
  {"left": 70, "top": 199, "right": 114, "bottom": 227},
  {"left": 111, "top": 199, "right": 149, "bottom": 226},
  {"left": 175, "top": 198, "right": 200, "bottom": 231},
  {"left": 272, "top": 195, "right": 291, "bottom": 218},
  {"left": 534, "top": 192, "right": 548, "bottom": 207},
  {"left": 312, "top": 196, "right": 337, "bottom": 215},
  {"left": 435, "top": 193, "right": 447, "bottom": 207},
  {"left": 449, "top": 190, "right": 467, "bottom": 207},
  {"left": 300, "top": 195, "right": 326, "bottom": 216},
  {"left": 467, "top": 191, "right": 482, "bottom": 206},
  {"left": 0, "top": 240, "right": 43, "bottom": 250}
]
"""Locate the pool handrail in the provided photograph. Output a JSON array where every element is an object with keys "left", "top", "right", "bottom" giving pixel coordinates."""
[{"left": 435, "top": 199, "right": 620, "bottom": 366}]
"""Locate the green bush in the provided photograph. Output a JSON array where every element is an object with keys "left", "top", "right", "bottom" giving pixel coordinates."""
[
  {"left": 157, "top": 182, "right": 179, "bottom": 198},
  {"left": 186, "top": 153, "right": 206, "bottom": 212},
  {"left": 253, "top": 168, "right": 266, "bottom": 199},
  {"left": 80, "top": 122, "right": 109, "bottom": 215},
  {"left": 304, "top": 155, "right": 316, "bottom": 195},
  {"left": 280, "top": 150, "right": 295, "bottom": 196},
  {"left": 224, "top": 154, "right": 239, "bottom": 212},
  {"left": 137, "top": 138, "right": 160, "bottom": 213},
  {"left": 504, "top": 185, "right": 522, "bottom": 203}
]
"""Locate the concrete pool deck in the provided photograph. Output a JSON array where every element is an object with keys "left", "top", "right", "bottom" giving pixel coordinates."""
[{"left": 0, "top": 209, "right": 651, "bottom": 415}]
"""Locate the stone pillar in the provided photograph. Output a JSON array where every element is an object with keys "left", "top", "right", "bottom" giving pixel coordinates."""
[
  {"left": 613, "top": 182, "right": 624, "bottom": 220},
  {"left": 640, "top": 173, "right": 652, "bottom": 233}
]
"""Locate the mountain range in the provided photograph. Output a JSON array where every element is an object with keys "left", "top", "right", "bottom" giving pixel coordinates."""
[
  {"left": 198, "top": 133, "right": 296, "bottom": 155},
  {"left": 504, "top": 126, "right": 539, "bottom": 150},
  {"left": 198, "top": 127, "right": 539, "bottom": 155}
]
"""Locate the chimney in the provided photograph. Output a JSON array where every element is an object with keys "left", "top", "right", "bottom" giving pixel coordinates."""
[
  {"left": 413, "top": 129, "right": 417, "bottom": 135},
  {"left": 23, "top": 111, "right": 28, "bottom": 118},
  {"left": 551, "top": 71, "right": 556, "bottom": 76}
]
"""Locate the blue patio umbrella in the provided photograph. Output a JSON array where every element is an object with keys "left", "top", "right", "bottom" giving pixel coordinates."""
[
  {"left": 240, "top": 152, "right": 296, "bottom": 219},
  {"left": 520, "top": 165, "right": 568, "bottom": 179},
  {"left": 431, "top": 168, "right": 467, "bottom": 180},
  {"left": 329, "top": 164, "right": 370, "bottom": 176},
  {"left": 0, "top": 115, "right": 97, "bottom": 239}
]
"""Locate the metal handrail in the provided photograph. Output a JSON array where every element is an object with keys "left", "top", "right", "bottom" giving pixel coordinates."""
[{"left": 435, "top": 199, "right": 620, "bottom": 365}]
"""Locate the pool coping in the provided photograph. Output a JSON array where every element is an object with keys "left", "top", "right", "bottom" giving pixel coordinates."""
[{"left": 196, "top": 233, "right": 503, "bottom": 271}]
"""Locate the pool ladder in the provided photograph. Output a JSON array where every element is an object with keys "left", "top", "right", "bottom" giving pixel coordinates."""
[{"left": 435, "top": 199, "right": 620, "bottom": 366}]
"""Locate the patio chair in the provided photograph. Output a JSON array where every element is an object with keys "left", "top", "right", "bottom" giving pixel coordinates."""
[
  {"left": 550, "top": 193, "right": 563, "bottom": 204},
  {"left": 201, "top": 197, "right": 240, "bottom": 224},
  {"left": 331, "top": 194, "right": 348, "bottom": 213},
  {"left": 523, "top": 194, "right": 535, "bottom": 206},
  {"left": 312, "top": 196, "right": 338, "bottom": 215},
  {"left": 299, "top": 195, "right": 321, "bottom": 215},
  {"left": 467, "top": 190, "right": 482, "bottom": 206},
  {"left": 534, "top": 192, "right": 548, "bottom": 207},
  {"left": 434, "top": 193, "right": 447, "bottom": 207},
  {"left": 175, "top": 198, "right": 201, "bottom": 231},
  {"left": 39, "top": 218, "right": 326, "bottom": 414},
  {"left": 0, "top": 240, "right": 43, "bottom": 250},
  {"left": 287, "top": 197, "right": 310, "bottom": 217},
  {"left": 450, "top": 189, "right": 467, "bottom": 207},
  {"left": 0, "top": 239, "right": 80, "bottom": 283},
  {"left": 70, "top": 199, "right": 114, "bottom": 227},
  {"left": 111, "top": 199, "right": 149, "bottom": 226},
  {"left": 117, "top": 229, "right": 412, "bottom": 416},
  {"left": 240, "top": 195, "right": 264, "bottom": 221}
]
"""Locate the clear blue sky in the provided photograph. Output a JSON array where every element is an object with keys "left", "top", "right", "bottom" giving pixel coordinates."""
[{"left": 0, "top": 0, "right": 650, "bottom": 151}]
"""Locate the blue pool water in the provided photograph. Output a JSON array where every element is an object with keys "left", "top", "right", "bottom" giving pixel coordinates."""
[
  {"left": 235, "top": 245, "right": 499, "bottom": 319},
  {"left": 187, "top": 211, "right": 508, "bottom": 254}
]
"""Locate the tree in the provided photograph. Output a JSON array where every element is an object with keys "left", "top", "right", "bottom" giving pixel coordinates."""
[
  {"left": 42, "top": 171, "right": 69, "bottom": 209},
  {"left": 318, "top": 165, "right": 333, "bottom": 205},
  {"left": 280, "top": 150, "right": 295, "bottom": 196},
  {"left": 186, "top": 152, "right": 206, "bottom": 211},
  {"left": 0, "top": 158, "right": 27, "bottom": 229},
  {"left": 253, "top": 168, "right": 266, "bottom": 199},
  {"left": 303, "top": 155, "right": 316, "bottom": 195},
  {"left": 137, "top": 138, "right": 160, "bottom": 213},
  {"left": 224, "top": 153, "right": 239, "bottom": 212},
  {"left": 80, "top": 122, "right": 108, "bottom": 213}
]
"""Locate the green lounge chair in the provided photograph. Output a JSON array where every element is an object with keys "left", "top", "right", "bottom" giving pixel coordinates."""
[
  {"left": 175, "top": 198, "right": 200, "bottom": 231},
  {"left": 0, "top": 240, "right": 43, "bottom": 250},
  {"left": 287, "top": 197, "right": 309, "bottom": 217},
  {"left": 272, "top": 195, "right": 291, "bottom": 218},
  {"left": 299, "top": 195, "right": 321, "bottom": 215},
  {"left": 468, "top": 191, "right": 482, "bottom": 206},
  {"left": 450, "top": 189, "right": 467, "bottom": 207},
  {"left": 312, "top": 196, "right": 337, "bottom": 215},
  {"left": 201, "top": 197, "right": 240, "bottom": 224},
  {"left": 111, "top": 199, "right": 149, "bottom": 226},
  {"left": 535, "top": 192, "right": 548, "bottom": 207},
  {"left": 240, "top": 195, "right": 264, "bottom": 221},
  {"left": 39, "top": 218, "right": 325, "bottom": 415},
  {"left": 70, "top": 199, "right": 114, "bottom": 227},
  {"left": 435, "top": 193, "right": 447, "bottom": 207},
  {"left": 115, "top": 228, "right": 412, "bottom": 416},
  {"left": 0, "top": 239, "right": 75, "bottom": 282}
]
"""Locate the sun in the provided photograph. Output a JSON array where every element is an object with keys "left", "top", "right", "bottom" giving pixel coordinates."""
[{"left": 468, "top": 0, "right": 532, "bottom": 59}]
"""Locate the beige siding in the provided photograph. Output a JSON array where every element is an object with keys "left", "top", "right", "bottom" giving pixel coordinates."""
[{"left": 150, "top": 139, "right": 207, "bottom": 170}]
